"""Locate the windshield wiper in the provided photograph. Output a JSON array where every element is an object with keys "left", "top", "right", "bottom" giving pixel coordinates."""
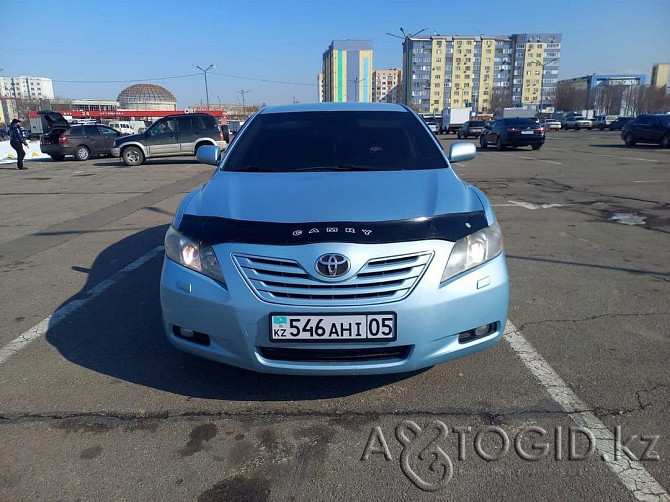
[{"left": 295, "top": 164, "right": 381, "bottom": 172}]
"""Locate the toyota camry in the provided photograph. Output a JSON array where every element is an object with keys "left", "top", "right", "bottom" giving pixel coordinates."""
[{"left": 160, "top": 103, "right": 509, "bottom": 374}]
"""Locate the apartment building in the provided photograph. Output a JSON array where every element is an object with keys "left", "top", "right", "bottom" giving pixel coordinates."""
[
  {"left": 317, "top": 73, "right": 325, "bottom": 102},
  {"left": 0, "top": 75, "right": 55, "bottom": 100},
  {"left": 373, "top": 68, "right": 402, "bottom": 103},
  {"left": 651, "top": 63, "right": 670, "bottom": 89},
  {"left": 322, "top": 40, "right": 373, "bottom": 102},
  {"left": 402, "top": 33, "right": 561, "bottom": 114}
]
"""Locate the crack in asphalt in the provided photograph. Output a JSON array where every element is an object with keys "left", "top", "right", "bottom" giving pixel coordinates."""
[
  {"left": 0, "top": 403, "right": 662, "bottom": 427},
  {"left": 514, "top": 311, "right": 670, "bottom": 332}
]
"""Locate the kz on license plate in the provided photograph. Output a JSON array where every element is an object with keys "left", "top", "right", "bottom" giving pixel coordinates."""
[
  {"left": 521, "top": 130, "right": 534, "bottom": 134},
  {"left": 270, "top": 314, "right": 396, "bottom": 341}
]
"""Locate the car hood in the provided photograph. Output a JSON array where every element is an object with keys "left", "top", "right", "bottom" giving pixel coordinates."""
[
  {"left": 184, "top": 169, "right": 483, "bottom": 223},
  {"left": 115, "top": 132, "right": 145, "bottom": 145},
  {"left": 38, "top": 110, "right": 69, "bottom": 135}
]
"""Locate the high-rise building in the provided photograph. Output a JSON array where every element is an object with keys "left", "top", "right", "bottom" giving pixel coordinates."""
[
  {"left": 510, "top": 34, "right": 562, "bottom": 109},
  {"left": 0, "top": 75, "right": 55, "bottom": 100},
  {"left": 322, "top": 40, "right": 373, "bottom": 102},
  {"left": 373, "top": 68, "right": 402, "bottom": 103},
  {"left": 651, "top": 63, "right": 670, "bottom": 89},
  {"left": 402, "top": 33, "right": 561, "bottom": 114},
  {"left": 317, "top": 73, "right": 324, "bottom": 102}
]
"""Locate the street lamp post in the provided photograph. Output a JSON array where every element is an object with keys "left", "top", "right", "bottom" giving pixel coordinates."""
[
  {"left": 194, "top": 64, "right": 215, "bottom": 110},
  {"left": 533, "top": 58, "right": 559, "bottom": 115},
  {"left": 235, "top": 89, "right": 251, "bottom": 117},
  {"left": 348, "top": 77, "right": 364, "bottom": 102}
]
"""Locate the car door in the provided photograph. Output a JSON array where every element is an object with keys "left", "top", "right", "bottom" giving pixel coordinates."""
[
  {"left": 98, "top": 125, "right": 120, "bottom": 153},
  {"left": 645, "top": 116, "right": 661, "bottom": 142},
  {"left": 145, "top": 118, "right": 179, "bottom": 155},
  {"left": 483, "top": 121, "right": 496, "bottom": 143},
  {"left": 82, "top": 125, "right": 103, "bottom": 153},
  {"left": 177, "top": 116, "right": 197, "bottom": 154}
]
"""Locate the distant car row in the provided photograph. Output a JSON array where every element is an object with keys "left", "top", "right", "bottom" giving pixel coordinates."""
[{"left": 38, "top": 111, "right": 228, "bottom": 164}]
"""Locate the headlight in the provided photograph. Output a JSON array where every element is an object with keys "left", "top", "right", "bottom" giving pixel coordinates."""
[
  {"left": 441, "top": 221, "right": 503, "bottom": 283},
  {"left": 164, "top": 226, "right": 226, "bottom": 285}
]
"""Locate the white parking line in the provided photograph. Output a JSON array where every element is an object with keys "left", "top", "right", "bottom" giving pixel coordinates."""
[
  {"left": 504, "top": 154, "right": 563, "bottom": 165},
  {"left": 581, "top": 152, "right": 660, "bottom": 163},
  {"left": 633, "top": 180, "right": 670, "bottom": 184},
  {"left": 504, "top": 322, "right": 670, "bottom": 502},
  {"left": 0, "top": 246, "right": 164, "bottom": 365}
]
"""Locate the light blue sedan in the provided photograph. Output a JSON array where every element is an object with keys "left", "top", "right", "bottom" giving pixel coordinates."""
[{"left": 160, "top": 102, "right": 509, "bottom": 374}]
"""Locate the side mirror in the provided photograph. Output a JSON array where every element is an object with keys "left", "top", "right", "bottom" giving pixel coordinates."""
[
  {"left": 448, "top": 141, "right": 476, "bottom": 163},
  {"left": 196, "top": 145, "right": 221, "bottom": 166}
]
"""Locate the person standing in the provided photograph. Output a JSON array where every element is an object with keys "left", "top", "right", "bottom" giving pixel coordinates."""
[{"left": 9, "top": 118, "right": 29, "bottom": 170}]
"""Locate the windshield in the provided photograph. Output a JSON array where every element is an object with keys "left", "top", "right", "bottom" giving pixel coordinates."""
[
  {"left": 505, "top": 118, "right": 538, "bottom": 126},
  {"left": 222, "top": 110, "right": 448, "bottom": 172}
]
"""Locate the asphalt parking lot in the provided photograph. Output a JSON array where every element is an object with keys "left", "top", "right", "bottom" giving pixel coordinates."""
[{"left": 0, "top": 131, "right": 668, "bottom": 501}]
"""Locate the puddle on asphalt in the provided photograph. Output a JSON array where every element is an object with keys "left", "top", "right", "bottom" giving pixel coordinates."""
[{"left": 609, "top": 212, "right": 646, "bottom": 225}]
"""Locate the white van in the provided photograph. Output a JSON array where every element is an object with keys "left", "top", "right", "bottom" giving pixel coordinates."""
[{"left": 108, "top": 121, "right": 134, "bottom": 135}]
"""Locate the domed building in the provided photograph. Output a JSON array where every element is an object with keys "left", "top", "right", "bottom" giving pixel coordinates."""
[{"left": 117, "top": 83, "right": 177, "bottom": 111}]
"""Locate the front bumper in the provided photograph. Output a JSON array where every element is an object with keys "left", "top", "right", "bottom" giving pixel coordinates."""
[{"left": 160, "top": 240, "right": 509, "bottom": 375}]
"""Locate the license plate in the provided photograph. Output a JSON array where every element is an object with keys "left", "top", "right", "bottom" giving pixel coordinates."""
[
  {"left": 270, "top": 314, "right": 396, "bottom": 341},
  {"left": 521, "top": 130, "right": 534, "bottom": 135}
]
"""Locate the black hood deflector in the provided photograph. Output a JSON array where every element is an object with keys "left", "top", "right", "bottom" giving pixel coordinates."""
[{"left": 177, "top": 211, "right": 489, "bottom": 245}]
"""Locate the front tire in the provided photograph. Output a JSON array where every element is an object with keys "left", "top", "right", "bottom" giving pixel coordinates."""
[
  {"left": 74, "top": 145, "right": 90, "bottom": 161},
  {"left": 122, "top": 146, "right": 145, "bottom": 166},
  {"left": 624, "top": 133, "right": 636, "bottom": 147}
]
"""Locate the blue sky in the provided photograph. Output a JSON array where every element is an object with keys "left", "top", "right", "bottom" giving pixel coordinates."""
[{"left": 3, "top": 0, "right": 669, "bottom": 108}]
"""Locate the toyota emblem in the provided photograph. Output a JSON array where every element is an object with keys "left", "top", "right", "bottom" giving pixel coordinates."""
[{"left": 316, "top": 254, "right": 350, "bottom": 278}]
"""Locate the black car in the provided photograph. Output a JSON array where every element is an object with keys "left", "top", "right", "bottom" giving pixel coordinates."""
[
  {"left": 607, "top": 116, "right": 634, "bottom": 131},
  {"left": 479, "top": 118, "right": 545, "bottom": 151},
  {"left": 111, "top": 113, "right": 227, "bottom": 166},
  {"left": 457, "top": 120, "right": 486, "bottom": 139},
  {"left": 39, "top": 111, "right": 124, "bottom": 161},
  {"left": 621, "top": 114, "right": 670, "bottom": 148}
]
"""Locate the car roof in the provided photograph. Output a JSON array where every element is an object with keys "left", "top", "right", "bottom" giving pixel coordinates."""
[{"left": 257, "top": 102, "right": 409, "bottom": 115}]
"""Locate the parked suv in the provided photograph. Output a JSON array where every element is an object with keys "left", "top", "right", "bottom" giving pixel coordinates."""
[
  {"left": 621, "top": 114, "right": 670, "bottom": 148},
  {"left": 456, "top": 120, "right": 486, "bottom": 138},
  {"left": 562, "top": 115, "right": 593, "bottom": 130},
  {"left": 112, "top": 113, "right": 227, "bottom": 166},
  {"left": 38, "top": 111, "right": 123, "bottom": 161},
  {"left": 593, "top": 115, "right": 617, "bottom": 130},
  {"left": 607, "top": 117, "right": 634, "bottom": 131}
]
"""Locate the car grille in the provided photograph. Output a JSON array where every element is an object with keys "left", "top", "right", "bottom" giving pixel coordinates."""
[{"left": 233, "top": 251, "right": 433, "bottom": 306}]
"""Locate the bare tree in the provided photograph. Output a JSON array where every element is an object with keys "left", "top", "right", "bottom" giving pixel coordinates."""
[
  {"left": 555, "top": 85, "right": 588, "bottom": 112},
  {"left": 487, "top": 88, "right": 512, "bottom": 114},
  {"left": 593, "top": 85, "right": 626, "bottom": 114}
]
